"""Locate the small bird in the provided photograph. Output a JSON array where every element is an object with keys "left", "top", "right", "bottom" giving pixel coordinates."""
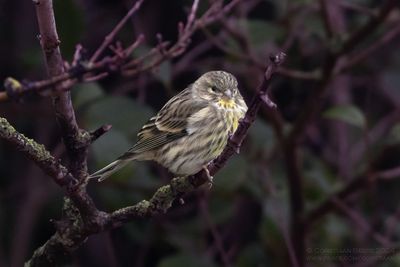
[{"left": 89, "top": 71, "right": 248, "bottom": 182}]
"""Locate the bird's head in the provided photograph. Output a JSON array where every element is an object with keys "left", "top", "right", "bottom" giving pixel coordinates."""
[{"left": 193, "top": 71, "right": 239, "bottom": 108}]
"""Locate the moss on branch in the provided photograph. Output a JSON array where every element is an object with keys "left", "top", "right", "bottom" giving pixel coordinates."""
[{"left": 0, "top": 117, "right": 76, "bottom": 187}]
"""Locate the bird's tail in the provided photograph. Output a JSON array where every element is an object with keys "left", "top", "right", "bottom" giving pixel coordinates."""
[{"left": 88, "top": 159, "right": 130, "bottom": 182}]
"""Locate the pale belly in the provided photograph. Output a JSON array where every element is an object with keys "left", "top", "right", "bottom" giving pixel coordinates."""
[{"left": 155, "top": 131, "right": 229, "bottom": 175}]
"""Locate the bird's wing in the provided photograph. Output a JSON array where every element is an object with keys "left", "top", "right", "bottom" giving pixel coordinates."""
[{"left": 127, "top": 87, "right": 208, "bottom": 154}]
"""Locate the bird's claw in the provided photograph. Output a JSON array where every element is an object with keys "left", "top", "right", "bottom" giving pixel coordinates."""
[{"left": 202, "top": 166, "right": 214, "bottom": 189}]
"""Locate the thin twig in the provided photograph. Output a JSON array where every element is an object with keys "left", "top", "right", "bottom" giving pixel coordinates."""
[
  {"left": 90, "top": 124, "right": 112, "bottom": 143},
  {"left": 199, "top": 197, "right": 231, "bottom": 267},
  {"left": 376, "top": 166, "right": 400, "bottom": 180},
  {"left": 338, "top": 22, "right": 400, "bottom": 73},
  {"left": 339, "top": 0, "right": 378, "bottom": 18},
  {"left": 305, "top": 161, "right": 400, "bottom": 226},
  {"left": 90, "top": 0, "right": 145, "bottom": 63},
  {"left": 331, "top": 197, "right": 392, "bottom": 246},
  {"left": 338, "top": 0, "right": 397, "bottom": 56}
]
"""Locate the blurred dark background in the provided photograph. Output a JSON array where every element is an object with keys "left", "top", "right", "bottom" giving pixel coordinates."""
[{"left": 1, "top": 0, "right": 400, "bottom": 266}]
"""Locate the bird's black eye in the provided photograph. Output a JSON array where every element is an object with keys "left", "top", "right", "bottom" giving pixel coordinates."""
[{"left": 210, "top": 86, "right": 218, "bottom": 92}]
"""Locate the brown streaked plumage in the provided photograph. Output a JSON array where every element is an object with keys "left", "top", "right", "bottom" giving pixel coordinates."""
[{"left": 89, "top": 71, "right": 248, "bottom": 181}]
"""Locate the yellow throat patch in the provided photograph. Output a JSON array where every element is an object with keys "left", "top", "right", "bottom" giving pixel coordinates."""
[{"left": 218, "top": 99, "right": 236, "bottom": 109}]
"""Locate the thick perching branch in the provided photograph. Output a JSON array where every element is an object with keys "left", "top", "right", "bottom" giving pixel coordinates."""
[
  {"left": 0, "top": 117, "right": 75, "bottom": 188},
  {"left": 35, "top": 0, "right": 89, "bottom": 181}
]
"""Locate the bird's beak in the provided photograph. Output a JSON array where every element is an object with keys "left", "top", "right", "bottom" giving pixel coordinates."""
[{"left": 224, "top": 89, "right": 232, "bottom": 98}]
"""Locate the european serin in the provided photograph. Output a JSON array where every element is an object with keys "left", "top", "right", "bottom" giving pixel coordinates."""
[{"left": 89, "top": 71, "right": 248, "bottom": 181}]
